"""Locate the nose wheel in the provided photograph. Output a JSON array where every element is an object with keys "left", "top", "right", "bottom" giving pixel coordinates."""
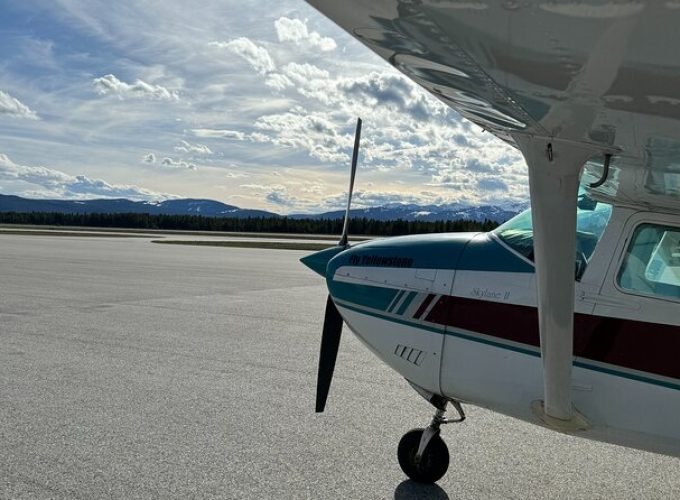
[
  {"left": 398, "top": 428, "right": 449, "bottom": 483},
  {"left": 397, "top": 400, "right": 465, "bottom": 484}
]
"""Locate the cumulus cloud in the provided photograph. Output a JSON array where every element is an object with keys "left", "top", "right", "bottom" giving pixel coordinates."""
[
  {"left": 191, "top": 128, "right": 246, "bottom": 140},
  {"left": 266, "top": 187, "right": 298, "bottom": 206},
  {"left": 2, "top": 4, "right": 527, "bottom": 211},
  {"left": 251, "top": 110, "right": 351, "bottom": 163},
  {"left": 195, "top": 20, "right": 523, "bottom": 208},
  {"left": 225, "top": 171, "right": 248, "bottom": 178},
  {"left": 92, "top": 74, "right": 178, "bottom": 100},
  {"left": 465, "top": 158, "right": 496, "bottom": 173},
  {"left": 240, "top": 183, "right": 303, "bottom": 208},
  {"left": 348, "top": 190, "right": 432, "bottom": 208},
  {"left": 337, "top": 71, "right": 442, "bottom": 121},
  {"left": 282, "top": 62, "right": 329, "bottom": 85},
  {"left": 209, "top": 34, "right": 530, "bottom": 208},
  {"left": 174, "top": 140, "right": 212, "bottom": 155},
  {"left": 307, "top": 189, "right": 447, "bottom": 213},
  {"left": 274, "top": 17, "right": 337, "bottom": 51},
  {"left": 160, "top": 157, "right": 197, "bottom": 170},
  {"left": 239, "top": 183, "right": 284, "bottom": 191},
  {"left": 264, "top": 73, "right": 293, "bottom": 92},
  {"left": 0, "top": 90, "right": 39, "bottom": 119},
  {"left": 0, "top": 153, "right": 168, "bottom": 200},
  {"left": 210, "top": 38, "right": 275, "bottom": 74},
  {"left": 476, "top": 178, "right": 508, "bottom": 191}
]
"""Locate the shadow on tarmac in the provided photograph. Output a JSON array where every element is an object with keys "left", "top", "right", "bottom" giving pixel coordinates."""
[{"left": 394, "top": 479, "right": 450, "bottom": 499}]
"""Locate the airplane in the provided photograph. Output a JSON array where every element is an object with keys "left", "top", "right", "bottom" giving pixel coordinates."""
[{"left": 300, "top": 1, "right": 680, "bottom": 484}]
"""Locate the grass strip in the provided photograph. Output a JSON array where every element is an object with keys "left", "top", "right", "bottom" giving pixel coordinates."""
[
  {"left": 0, "top": 224, "right": 372, "bottom": 241},
  {"left": 151, "top": 240, "right": 333, "bottom": 251},
  {"left": 0, "top": 229, "right": 152, "bottom": 238}
]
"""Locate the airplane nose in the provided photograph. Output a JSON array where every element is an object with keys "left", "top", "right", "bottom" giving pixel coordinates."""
[{"left": 300, "top": 245, "right": 346, "bottom": 277}]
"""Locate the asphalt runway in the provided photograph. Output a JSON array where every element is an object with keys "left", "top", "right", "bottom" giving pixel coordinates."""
[{"left": 1, "top": 234, "right": 679, "bottom": 499}]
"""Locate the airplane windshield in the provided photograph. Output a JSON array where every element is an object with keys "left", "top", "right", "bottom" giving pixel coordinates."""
[{"left": 493, "top": 190, "right": 612, "bottom": 279}]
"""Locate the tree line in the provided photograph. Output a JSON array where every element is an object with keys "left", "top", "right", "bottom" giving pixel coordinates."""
[{"left": 0, "top": 211, "right": 499, "bottom": 236}]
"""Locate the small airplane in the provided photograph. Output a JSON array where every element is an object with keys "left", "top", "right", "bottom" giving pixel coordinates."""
[{"left": 300, "top": 1, "right": 680, "bottom": 484}]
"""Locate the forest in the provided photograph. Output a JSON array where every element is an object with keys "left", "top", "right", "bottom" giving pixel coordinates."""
[{"left": 0, "top": 211, "right": 499, "bottom": 236}]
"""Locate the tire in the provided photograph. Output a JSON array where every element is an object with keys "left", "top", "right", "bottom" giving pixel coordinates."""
[{"left": 397, "top": 428, "right": 449, "bottom": 483}]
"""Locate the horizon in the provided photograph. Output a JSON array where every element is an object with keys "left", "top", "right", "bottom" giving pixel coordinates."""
[
  {"left": 0, "top": 191, "right": 528, "bottom": 217},
  {"left": 0, "top": 1, "right": 530, "bottom": 213}
]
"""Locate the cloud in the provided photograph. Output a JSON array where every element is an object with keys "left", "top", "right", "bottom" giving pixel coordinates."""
[
  {"left": 0, "top": 153, "right": 169, "bottom": 200},
  {"left": 476, "top": 178, "right": 508, "bottom": 191},
  {"left": 429, "top": 170, "right": 475, "bottom": 190},
  {"left": 190, "top": 33, "right": 528, "bottom": 207},
  {"left": 337, "top": 71, "right": 441, "bottom": 121},
  {"left": 465, "top": 158, "right": 496, "bottom": 173},
  {"left": 282, "top": 62, "right": 329, "bottom": 84},
  {"left": 250, "top": 109, "right": 351, "bottom": 163},
  {"left": 239, "top": 183, "right": 284, "bottom": 191},
  {"left": 225, "top": 171, "right": 248, "bottom": 178},
  {"left": 0, "top": 90, "right": 39, "bottom": 119},
  {"left": 0, "top": 1, "right": 529, "bottom": 212},
  {"left": 92, "top": 74, "right": 178, "bottom": 100},
  {"left": 274, "top": 17, "right": 336, "bottom": 51},
  {"left": 351, "top": 190, "right": 431, "bottom": 207},
  {"left": 309, "top": 189, "right": 446, "bottom": 212},
  {"left": 240, "top": 183, "right": 302, "bottom": 208},
  {"left": 266, "top": 187, "right": 298, "bottom": 206},
  {"left": 210, "top": 38, "right": 275, "bottom": 74},
  {"left": 143, "top": 153, "right": 156, "bottom": 163},
  {"left": 174, "top": 140, "right": 212, "bottom": 155},
  {"left": 265, "top": 73, "right": 293, "bottom": 91},
  {"left": 160, "top": 157, "right": 197, "bottom": 170},
  {"left": 191, "top": 128, "right": 246, "bottom": 140}
]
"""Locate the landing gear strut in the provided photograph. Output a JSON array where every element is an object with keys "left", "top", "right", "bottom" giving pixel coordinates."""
[{"left": 397, "top": 399, "right": 465, "bottom": 483}]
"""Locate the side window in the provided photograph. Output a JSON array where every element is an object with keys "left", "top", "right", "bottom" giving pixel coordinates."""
[{"left": 618, "top": 224, "right": 680, "bottom": 300}]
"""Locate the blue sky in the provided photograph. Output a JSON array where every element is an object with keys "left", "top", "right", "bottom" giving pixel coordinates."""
[{"left": 0, "top": 0, "right": 529, "bottom": 213}]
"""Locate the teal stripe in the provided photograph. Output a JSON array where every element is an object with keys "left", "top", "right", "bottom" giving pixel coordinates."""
[
  {"left": 573, "top": 360, "right": 680, "bottom": 392},
  {"left": 396, "top": 291, "right": 417, "bottom": 315},
  {"left": 338, "top": 300, "right": 447, "bottom": 335},
  {"left": 387, "top": 290, "right": 405, "bottom": 312},
  {"left": 329, "top": 282, "right": 399, "bottom": 312},
  {"left": 336, "top": 300, "right": 680, "bottom": 392}
]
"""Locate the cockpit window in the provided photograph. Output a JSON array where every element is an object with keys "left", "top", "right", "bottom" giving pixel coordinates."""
[
  {"left": 493, "top": 190, "right": 612, "bottom": 279},
  {"left": 618, "top": 224, "right": 680, "bottom": 300}
]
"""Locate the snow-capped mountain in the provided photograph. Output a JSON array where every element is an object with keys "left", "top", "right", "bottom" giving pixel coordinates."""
[
  {"left": 0, "top": 194, "right": 527, "bottom": 223},
  {"left": 290, "top": 202, "right": 527, "bottom": 223},
  {"left": 0, "top": 194, "right": 278, "bottom": 218}
]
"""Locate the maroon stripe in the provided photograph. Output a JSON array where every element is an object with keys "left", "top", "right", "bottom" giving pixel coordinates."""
[
  {"left": 413, "top": 293, "right": 436, "bottom": 319},
  {"left": 425, "top": 296, "right": 680, "bottom": 381}
]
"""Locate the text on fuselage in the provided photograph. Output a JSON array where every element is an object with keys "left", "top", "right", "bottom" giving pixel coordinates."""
[{"left": 348, "top": 255, "right": 414, "bottom": 268}]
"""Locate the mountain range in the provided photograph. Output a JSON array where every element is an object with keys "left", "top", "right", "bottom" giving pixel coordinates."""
[
  {"left": 289, "top": 202, "right": 526, "bottom": 223},
  {"left": 0, "top": 193, "right": 526, "bottom": 223}
]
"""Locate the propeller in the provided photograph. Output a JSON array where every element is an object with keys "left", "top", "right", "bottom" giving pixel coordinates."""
[
  {"left": 338, "top": 117, "right": 362, "bottom": 248},
  {"left": 316, "top": 117, "right": 362, "bottom": 413},
  {"left": 316, "top": 295, "right": 344, "bottom": 412}
]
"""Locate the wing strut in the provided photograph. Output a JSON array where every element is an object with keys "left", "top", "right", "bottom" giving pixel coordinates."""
[{"left": 514, "top": 135, "right": 594, "bottom": 430}]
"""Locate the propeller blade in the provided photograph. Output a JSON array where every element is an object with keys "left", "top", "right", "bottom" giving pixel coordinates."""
[
  {"left": 316, "top": 295, "right": 343, "bottom": 412},
  {"left": 339, "top": 117, "right": 362, "bottom": 247}
]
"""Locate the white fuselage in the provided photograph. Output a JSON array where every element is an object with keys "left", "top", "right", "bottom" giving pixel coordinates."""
[{"left": 330, "top": 205, "right": 680, "bottom": 457}]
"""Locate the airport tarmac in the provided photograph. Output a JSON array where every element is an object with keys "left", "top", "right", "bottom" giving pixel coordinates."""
[{"left": 1, "top": 233, "right": 679, "bottom": 499}]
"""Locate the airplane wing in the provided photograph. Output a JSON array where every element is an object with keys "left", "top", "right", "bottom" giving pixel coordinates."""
[
  {"left": 306, "top": 0, "right": 680, "bottom": 427},
  {"left": 307, "top": 0, "right": 680, "bottom": 209}
]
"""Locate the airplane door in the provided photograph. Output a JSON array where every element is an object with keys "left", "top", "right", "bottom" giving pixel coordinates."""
[
  {"left": 397, "top": 266, "right": 454, "bottom": 395},
  {"left": 428, "top": 268, "right": 455, "bottom": 395}
]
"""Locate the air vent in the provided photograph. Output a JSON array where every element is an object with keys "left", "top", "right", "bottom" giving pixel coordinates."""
[{"left": 394, "top": 344, "right": 424, "bottom": 366}]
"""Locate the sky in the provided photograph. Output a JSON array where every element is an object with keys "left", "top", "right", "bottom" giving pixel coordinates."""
[{"left": 0, "top": 0, "right": 530, "bottom": 214}]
